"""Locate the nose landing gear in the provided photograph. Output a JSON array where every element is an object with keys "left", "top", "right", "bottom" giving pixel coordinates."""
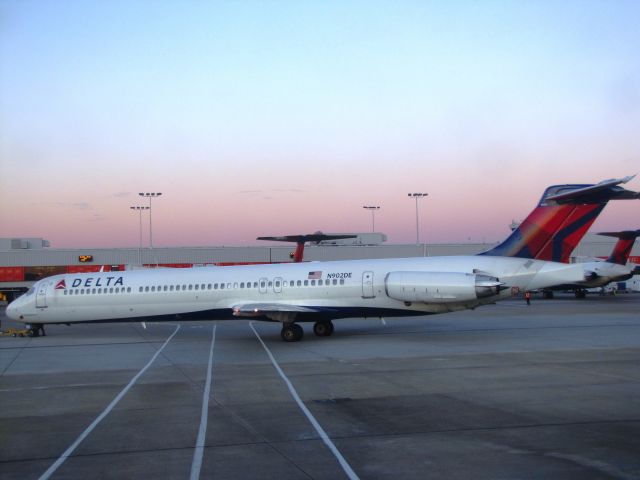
[{"left": 26, "top": 324, "right": 46, "bottom": 337}]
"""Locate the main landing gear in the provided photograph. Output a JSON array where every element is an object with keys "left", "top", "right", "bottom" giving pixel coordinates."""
[
  {"left": 313, "top": 320, "right": 334, "bottom": 337},
  {"left": 281, "top": 323, "right": 304, "bottom": 342},
  {"left": 280, "top": 320, "right": 335, "bottom": 342}
]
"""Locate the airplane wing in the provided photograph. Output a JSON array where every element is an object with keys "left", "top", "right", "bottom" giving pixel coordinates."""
[
  {"left": 546, "top": 175, "right": 639, "bottom": 204},
  {"left": 232, "top": 302, "right": 335, "bottom": 318}
]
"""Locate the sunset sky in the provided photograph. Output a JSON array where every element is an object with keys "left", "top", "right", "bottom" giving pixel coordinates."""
[{"left": 1, "top": 1, "right": 639, "bottom": 248}]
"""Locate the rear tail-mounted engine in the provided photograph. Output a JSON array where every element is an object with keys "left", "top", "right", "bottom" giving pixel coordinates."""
[{"left": 385, "top": 271, "right": 503, "bottom": 303}]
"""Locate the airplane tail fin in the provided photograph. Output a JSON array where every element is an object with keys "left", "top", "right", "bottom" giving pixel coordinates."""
[
  {"left": 482, "top": 176, "right": 639, "bottom": 263},
  {"left": 257, "top": 233, "right": 358, "bottom": 262},
  {"left": 598, "top": 230, "right": 640, "bottom": 265}
]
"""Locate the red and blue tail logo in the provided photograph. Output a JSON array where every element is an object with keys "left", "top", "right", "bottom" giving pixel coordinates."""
[
  {"left": 600, "top": 230, "right": 640, "bottom": 265},
  {"left": 481, "top": 179, "right": 639, "bottom": 262}
]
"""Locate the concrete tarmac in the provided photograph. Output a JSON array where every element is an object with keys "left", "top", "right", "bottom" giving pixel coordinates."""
[{"left": 1, "top": 294, "right": 639, "bottom": 479}]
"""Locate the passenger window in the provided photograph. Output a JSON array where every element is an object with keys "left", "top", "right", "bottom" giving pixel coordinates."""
[
  {"left": 220, "top": 284, "right": 225, "bottom": 290},
  {"left": 304, "top": 280, "right": 308, "bottom": 286},
  {"left": 311, "top": 280, "right": 316, "bottom": 286},
  {"left": 297, "top": 280, "right": 301, "bottom": 286},
  {"left": 201, "top": 284, "right": 205, "bottom": 290},
  {"left": 318, "top": 280, "right": 323, "bottom": 286},
  {"left": 214, "top": 283, "right": 218, "bottom": 289},
  {"left": 333, "top": 279, "right": 337, "bottom": 285},
  {"left": 340, "top": 279, "right": 345, "bottom": 285},
  {"left": 207, "top": 284, "right": 212, "bottom": 289},
  {"left": 268, "top": 281, "right": 273, "bottom": 287},
  {"left": 227, "top": 283, "right": 232, "bottom": 289},
  {"left": 240, "top": 282, "right": 245, "bottom": 288},
  {"left": 195, "top": 284, "right": 199, "bottom": 290}
]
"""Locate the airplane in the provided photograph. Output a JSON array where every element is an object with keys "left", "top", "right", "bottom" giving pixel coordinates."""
[
  {"left": 5, "top": 176, "right": 639, "bottom": 341},
  {"left": 6, "top": 254, "right": 584, "bottom": 341},
  {"left": 542, "top": 230, "right": 640, "bottom": 298}
]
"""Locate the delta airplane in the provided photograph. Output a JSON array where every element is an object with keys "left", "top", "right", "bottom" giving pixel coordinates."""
[
  {"left": 7, "top": 177, "right": 638, "bottom": 341},
  {"left": 542, "top": 230, "right": 640, "bottom": 297},
  {"left": 6, "top": 254, "right": 583, "bottom": 341}
]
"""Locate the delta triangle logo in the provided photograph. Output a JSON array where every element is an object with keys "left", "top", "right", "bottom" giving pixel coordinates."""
[{"left": 55, "top": 279, "right": 66, "bottom": 290}]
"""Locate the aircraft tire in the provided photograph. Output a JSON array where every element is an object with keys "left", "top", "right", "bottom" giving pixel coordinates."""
[
  {"left": 281, "top": 324, "right": 304, "bottom": 342},
  {"left": 313, "top": 321, "right": 334, "bottom": 337}
]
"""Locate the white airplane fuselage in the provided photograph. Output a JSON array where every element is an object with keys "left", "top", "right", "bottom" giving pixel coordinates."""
[
  {"left": 6, "top": 255, "right": 583, "bottom": 327},
  {"left": 578, "top": 260, "right": 636, "bottom": 288}
]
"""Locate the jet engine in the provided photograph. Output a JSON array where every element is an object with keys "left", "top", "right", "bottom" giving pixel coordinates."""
[{"left": 385, "top": 271, "right": 503, "bottom": 303}]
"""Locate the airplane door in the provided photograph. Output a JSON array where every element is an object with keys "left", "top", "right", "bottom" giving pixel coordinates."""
[
  {"left": 36, "top": 282, "right": 48, "bottom": 308},
  {"left": 259, "top": 277, "right": 268, "bottom": 294},
  {"left": 362, "top": 271, "right": 375, "bottom": 298}
]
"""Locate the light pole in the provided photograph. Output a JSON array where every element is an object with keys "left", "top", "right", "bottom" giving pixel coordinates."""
[
  {"left": 130, "top": 206, "right": 149, "bottom": 265},
  {"left": 407, "top": 192, "right": 428, "bottom": 244},
  {"left": 138, "top": 192, "right": 162, "bottom": 248},
  {"left": 362, "top": 206, "right": 380, "bottom": 232}
]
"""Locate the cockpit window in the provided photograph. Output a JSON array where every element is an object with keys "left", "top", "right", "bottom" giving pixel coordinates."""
[{"left": 24, "top": 287, "right": 35, "bottom": 296}]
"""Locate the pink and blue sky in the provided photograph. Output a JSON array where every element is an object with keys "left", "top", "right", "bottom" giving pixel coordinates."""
[{"left": 1, "top": 1, "right": 638, "bottom": 248}]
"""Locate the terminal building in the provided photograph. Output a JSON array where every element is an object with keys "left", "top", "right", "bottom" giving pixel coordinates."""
[{"left": 1, "top": 233, "right": 639, "bottom": 300}]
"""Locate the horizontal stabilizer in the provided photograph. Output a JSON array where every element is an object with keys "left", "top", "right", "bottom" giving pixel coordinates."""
[
  {"left": 545, "top": 175, "right": 639, "bottom": 204},
  {"left": 258, "top": 233, "right": 359, "bottom": 262},
  {"left": 597, "top": 229, "right": 640, "bottom": 239},
  {"left": 257, "top": 234, "right": 357, "bottom": 243}
]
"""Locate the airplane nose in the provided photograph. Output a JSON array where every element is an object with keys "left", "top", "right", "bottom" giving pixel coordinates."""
[{"left": 6, "top": 301, "right": 18, "bottom": 320}]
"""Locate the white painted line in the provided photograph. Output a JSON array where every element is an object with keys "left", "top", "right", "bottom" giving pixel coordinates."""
[
  {"left": 250, "top": 323, "right": 359, "bottom": 480},
  {"left": 39, "top": 325, "right": 181, "bottom": 480},
  {"left": 190, "top": 324, "right": 217, "bottom": 480}
]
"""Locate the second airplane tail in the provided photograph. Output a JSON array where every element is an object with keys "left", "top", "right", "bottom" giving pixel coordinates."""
[{"left": 599, "top": 230, "right": 640, "bottom": 265}]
